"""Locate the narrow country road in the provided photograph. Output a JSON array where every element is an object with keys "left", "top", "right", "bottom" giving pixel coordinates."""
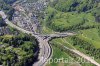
[
  {"left": 63, "top": 46, "right": 100, "bottom": 66},
  {"left": 71, "top": 49, "right": 100, "bottom": 66}
]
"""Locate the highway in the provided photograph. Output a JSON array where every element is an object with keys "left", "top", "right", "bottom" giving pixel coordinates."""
[
  {"left": 1, "top": 10, "right": 100, "bottom": 66},
  {"left": 0, "top": 10, "right": 51, "bottom": 66},
  {"left": 0, "top": 11, "right": 74, "bottom": 66}
]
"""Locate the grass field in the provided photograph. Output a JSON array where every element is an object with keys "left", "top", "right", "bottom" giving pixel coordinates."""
[
  {"left": 46, "top": 46, "right": 81, "bottom": 66},
  {"left": 49, "top": 28, "right": 100, "bottom": 63},
  {"left": 42, "top": 0, "right": 100, "bottom": 66},
  {"left": 78, "top": 28, "right": 100, "bottom": 48},
  {"left": 47, "top": 39, "right": 95, "bottom": 66},
  {"left": 43, "top": 6, "right": 100, "bottom": 31}
]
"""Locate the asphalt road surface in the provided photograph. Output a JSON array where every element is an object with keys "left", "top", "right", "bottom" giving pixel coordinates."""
[
  {"left": 0, "top": 11, "right": 74, "bottom": 66},
  {"left": 0, "top": 11, "right": 100, "bottom": 66}
]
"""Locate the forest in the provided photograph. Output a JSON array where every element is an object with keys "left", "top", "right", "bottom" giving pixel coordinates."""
[{"left": 0, "top": 34, "right": 39, "bottom": 66}]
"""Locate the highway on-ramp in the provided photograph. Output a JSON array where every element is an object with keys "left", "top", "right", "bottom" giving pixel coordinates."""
[
  {"left": 0, "top": 11, "right": 74, "bottom": 66},
  {"left": 1, "top": 10, "right": 100, "bottom": 66},
  {"left": 0, "top": 10, "right": 52, "bottom": 66}
]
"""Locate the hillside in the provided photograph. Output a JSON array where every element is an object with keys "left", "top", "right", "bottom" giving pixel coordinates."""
[
  {"left": 43, "top": 0, "right": 100, "bottom": 66},
  {"left": 44, "top": 0, "right": 100, "bottom": 32},
  {"left": 0, "top": 0, "right": 100, "bottom": 66}
]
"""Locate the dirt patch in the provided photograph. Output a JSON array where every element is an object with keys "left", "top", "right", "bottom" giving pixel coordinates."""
[
  {"left": 69, "top": 63, "right": 81, "bottom": 66},
  {"left": 58, "top": 62, "right": 65, "bottom": 66}
]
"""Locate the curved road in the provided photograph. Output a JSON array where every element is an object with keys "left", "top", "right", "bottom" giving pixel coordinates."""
[
  {"left": 0, "top": 11, "right": 100, "bottom": 66},
  {"left": 0, "top": 11, "right": 74, "bottom": 66},
  {"left": 0, "top": 11, "right": 52, "bottom": 66}
]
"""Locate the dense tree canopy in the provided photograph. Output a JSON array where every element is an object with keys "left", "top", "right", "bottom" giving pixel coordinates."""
[
  {"left": 50, "top": 0, "right": 99, "bottom": 12},
  {"left": 0, "top": 34, "right": 39, "bottom": 66}
]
